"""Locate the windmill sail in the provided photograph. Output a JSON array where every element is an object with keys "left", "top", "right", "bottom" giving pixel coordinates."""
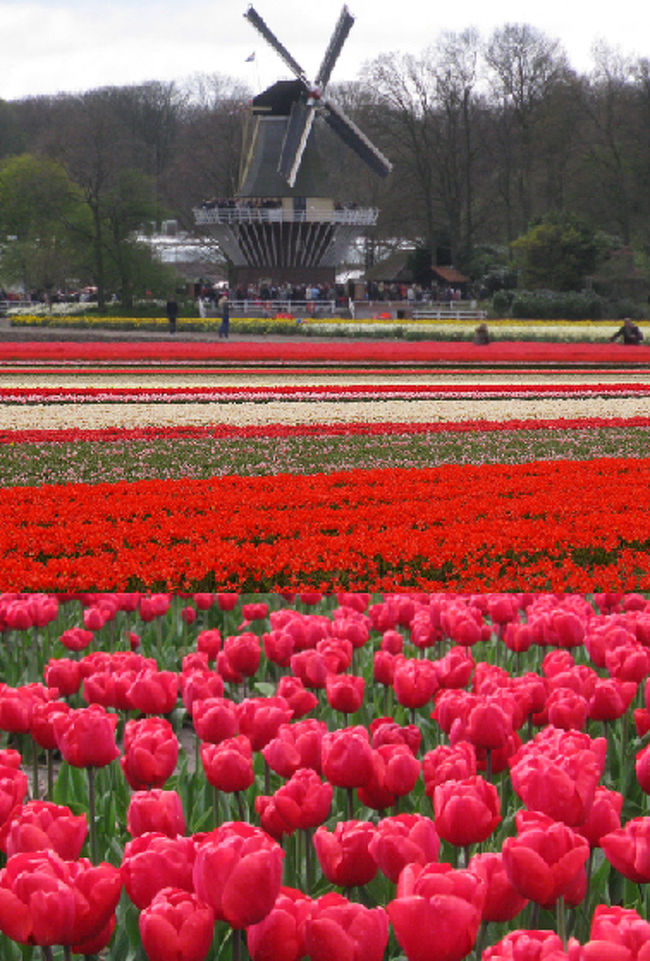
[
  {"left": 322, "top": 99, "right": 392, "bottom": 178},
  {"left": 244, "top": 5, "right": 307, "bottom": 81},
  {"left": 315, "top": 5, "right": 354, "bottom": 89},
  {"left": 278, "top": 99, "right": 317, "bottom": 187}
]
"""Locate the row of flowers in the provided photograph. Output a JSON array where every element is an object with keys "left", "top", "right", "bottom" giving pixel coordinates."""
[
  {"left": 2, "top": 415, "right": 649, "bottom": 446},
  {"left": 2, "top": 590, "right": 650, "bottom": 961},
  {"left": 2, "top": 341, "right": 649, "bottom": 364},
  {"left": 3, "top": 384, "right": 649, "bottom": 404},
  {"left": 0, "top": 458, "right": 648, "bottom": 591}
]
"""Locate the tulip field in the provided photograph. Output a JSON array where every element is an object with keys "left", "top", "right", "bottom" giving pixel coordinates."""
[
  {"left": 0, "top": 335, "right": 650, "bottom": 960},
  {"left": 3, "top": 590, "right": 650, "bottom": 961},
  {"left": 0, "top": 338, "right": 649, "bottom": 592}
]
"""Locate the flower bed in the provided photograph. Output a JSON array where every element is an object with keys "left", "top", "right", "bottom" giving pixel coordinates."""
[{"left": 1, "top": 591, "right": 650, "bottom": 961}]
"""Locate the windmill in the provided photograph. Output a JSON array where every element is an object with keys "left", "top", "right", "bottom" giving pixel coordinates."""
[
  {"left": 194, "top": 5, "right": 392, "bottom": 287},
  {"left": 243, "top": 4, "right": 392, "bottom": 188}
]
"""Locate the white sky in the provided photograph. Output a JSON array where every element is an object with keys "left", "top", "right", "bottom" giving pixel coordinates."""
[{"left": 2, "top": 0, "right": 649, "bottom": 102}]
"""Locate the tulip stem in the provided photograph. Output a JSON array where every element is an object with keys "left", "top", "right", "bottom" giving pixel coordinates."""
[
  {"left": 32, "top": 735, "right": 40, "bottom": 800},
  {"left": 346, "top": 787, "right": 354, "bottom": 820},
  {"left": 41, "top": 948, "right": 54, "bottom": 961},
  {"left": 213, "top": 785, "right": 220, "bottom": 827},
  {"left": 236, "top": 791, "right": 246, "bottom": 821},
  {"left": 232, "top": 926, "right": 242, "bottom": 961},
  {"left": 47, "top": 749, "right": 54, "bottom": 800},
  {"left": 87, "top": 765, "right": 98, "bottom": 864},
  {"left": 556, "top": 896, "right": 567, "bottom": 949},
  {"left": 304, "top": 828, "right": 312, "bottom": 894}
]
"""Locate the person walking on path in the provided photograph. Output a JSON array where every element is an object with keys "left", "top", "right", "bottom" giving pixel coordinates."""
[
  {"left": 166, "top": 296, "right": 178, "bottom": 334},
  {"left": 218, "top": 292, "right": 230, "bottom": 339}
]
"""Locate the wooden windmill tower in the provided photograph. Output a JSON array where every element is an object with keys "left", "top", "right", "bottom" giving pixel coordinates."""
[{"left": 194, "top": 4, "right": 392, "bottom": 286}]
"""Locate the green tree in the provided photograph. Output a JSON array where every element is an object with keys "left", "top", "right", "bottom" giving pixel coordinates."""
[
  {"left": 511, "top": 213, "right": 605, "bottom": 290},
  {"left": 0, "top": 153, "right": 86, "bottom": 297}
]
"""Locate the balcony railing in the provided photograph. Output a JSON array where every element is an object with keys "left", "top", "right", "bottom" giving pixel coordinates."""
[{"left": 194, "top": 204, "right": 378, "bottom": 227}]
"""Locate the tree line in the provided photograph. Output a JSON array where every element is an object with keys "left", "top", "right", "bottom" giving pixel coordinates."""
[{"left": 0, "top": 23, "right": 648, "bottom": 309}]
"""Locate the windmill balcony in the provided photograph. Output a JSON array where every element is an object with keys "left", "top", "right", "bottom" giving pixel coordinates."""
[{"left": 194, "top": 202, "right": 379, "bottom": 227}]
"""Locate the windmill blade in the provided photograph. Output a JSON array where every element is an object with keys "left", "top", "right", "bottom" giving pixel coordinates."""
[
  {"left": 322, "top": 99, "right": 392, "bottom": 177},
  {"left": 278, "top": 98, "right": 317, "bottom": 187},
  {"left": 244, "top": 5, "right": 308, "bottom": 82},
  {"left": 315, "top": 5, "right": 355, "bottom": 91}
]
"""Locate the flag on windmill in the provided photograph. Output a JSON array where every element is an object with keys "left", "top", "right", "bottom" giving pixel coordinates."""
[{"left": 245, "top": 51, "right": 256, "bottom": 62}]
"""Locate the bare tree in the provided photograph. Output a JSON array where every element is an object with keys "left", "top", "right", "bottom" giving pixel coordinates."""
[{"left": 485, "top": 23, "right": 571, "bottom": 240}]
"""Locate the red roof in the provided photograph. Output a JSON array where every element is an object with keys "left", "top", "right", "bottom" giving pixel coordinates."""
[{"left": 432, "top": 266, "right": 469, "bottom": 284}]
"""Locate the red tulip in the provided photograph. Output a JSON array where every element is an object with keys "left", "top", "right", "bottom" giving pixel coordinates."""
[
  {"left": 127, "top": 789, "right": 186, "bottom": 838},
  {"left": 588, "top": 677, "right": 637, "bottom": 721},
  {"left": 263, "top": 629, "right": 296, "bottom": 667},
  {"left": 502, "top": 811, "right": 590, "bottom": 908},
  {"left": 290, "top": 649, "right": 330, "bottom": 689},
  {"left": 128, "top": 669, "right": 178, "bottom": 715},
  {"left": 59, "top": 627, "right": 94, "bottom": 652},
  {"left": 587, "top": 904, "right": 650, "bottom": 959},
  {"left": 0, "top": 800, "right": 87, "bottom": 860},
  {"left": 195, "top": 628, "right": 222, "bottom": 661},
  {"left": 325, "top": 673, "right": 365, "bottom": 715},
  {"left": 255, "top": 768, "right": 332, "bottom": 839},
  {"left": 434, "top": 646, "right": 475, "bottom": 689},
  {"left": 247, "top": 887, "right": 312, "bottom": 961},
  {"left": 393, "top": 657, "right": 438, "bottom": 709},
  {"left": 66, "top": 856, "right": 123, "bottom": 948},
  {"left": 44, "top": 657, "right": 82, "bottom": 696},
  {"left": 468, "top": 851, "right": 528, "bottom": 923},
  {"left": 180, "top": 670, "right": 225, "bottom": 714},
  {"left": 0, "top": 763, "right": 28, "bottom": 831},
  {"left": 223, "top": 632, "right": 261, "bottom": 677},
  {"left": 241, "top": 601, "right": 269, "bottom": 622},
  {"left": 373, "top": 650, "right": 398, "bottom": 686},
  {"left": 433, "top": 775, "right": 501, "bottom": 847},
  {"left": 200, "top": 736, "right": 254, "bottom": 793},
  {"left": 387, "top": 862, "right": 486, "bottom": 961},
  {"left": 303, "top": 892, "right": 389, "bottom": 961},
  {"left": 601, "top": 817, "right": 650, "bottom": 883},
  {"left": 29, "top": 699, "right": 71, "bottom": 751},
  {"left": 313, "top": 819, "right": 377, "bottom": 887},
  {"left": 636, "top": 744, "right": 650, "bottom": 794},
  {"left": 216, "top": 592, "right": 239, "bottom": 611},
  {"left": 138, "top": 594, "right": 171, "bottom": 622},
  {"left": 370, "top": 717, "right": 421, "bottom": 754},
  {"left": 121, "top": 717, "right": 179, "bottom": 790},
  {"left": 575, "top": 786, "right": 623, "bottom": 848},
  {"left": 192, "top": 696, "right": 239, "bottom": 744},
  {"left": 368, "top": 813, "right": 440, "bottom": 883},
  {"left": 509, "top": 727, "right": 605, "bottom": 826},
  {"left": 192, "top": 821, "right": 284, "bottom": 928},
  {"left": 423, "top": 741, "right": 477, "bottom": 797},
  {"left": 236, "top": 696, "right": 293, "bottom": 751},
  {"left": 139, "top": 887, "right": 214, "bottom": 961},
  {"left": 321, "top": 726, "right": 374, "bottom": 789},
  {"left": 122, "top": 833, "right": 197, "bottom": 909},
  {"left": 53, "top": 704, "right": 120, "bottom": 768},
  {"left": 0, "top": 850, "right": 77, "bottom": 946},
  {"left": 481, "top": 929, "right": 567, "bottom": 960},
  {"left": 276, "top": 676, "right": 318, "bottom": 718},
  {"left": 263, "top": 719, "right": 326, "bottom": 778}
]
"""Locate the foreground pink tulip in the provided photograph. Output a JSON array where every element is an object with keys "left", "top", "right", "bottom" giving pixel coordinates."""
[
  {"left": 601, "top": 817, "right": 650, "bottom": 883},
  {"left": 321, "top": 726, "right": 374, "bottom": 789},
  {"left": 0, "top": 800, "right": 87, "bottom": 860},
  {"left": 313, "top": 819, "right": 377, "bottom": 887},
  {"left": 433, "top": 775, "right": 501, "bottom": 847},
  {"left": 0, "top": 849, "right": 76, "bottom": 945},
  {"left": 200, "top": 735, "right": 254, "bottom": 793},
  {"left": 53, "top": 703, "right": 120, "bottom": 768},
  {"left": 139, "top": 887, "right": 215, "bottom": 961},
  {"left": 368, "top": 813, "right": 440, "bottom": 883},
  {"left": 122, "top": 833, "right": 196, "bottom": 909},
  {"left": 502, "top": 811, "right": 589, "bottom": 908},
  {"left": 192, "top": 821, "right": 284, "bottom": 928},
  {"left": 303, "top": 891, "right": 389, "bottom": 961},
  {"left": 468, "top": 851, "right": 529, "bottom": 923},
  {"left": 247, "top": 887, "right": 312, "bottom": 961},
  {"left": 387, "top": 862, "right": 486, "bottom": 961},
  {"left": 481, "top": 929, "right": 567, "bottom": 960},
  {"left": 127, "top": 789, "right": 186, "bottom": 838},
  {"left": 121, "top": 716, "right": 179, "bottom": 790}
]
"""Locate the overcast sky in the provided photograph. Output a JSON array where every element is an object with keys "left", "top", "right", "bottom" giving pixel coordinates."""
[{"left": 2, "top": 0, "right": 649, "bottom": 102}]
